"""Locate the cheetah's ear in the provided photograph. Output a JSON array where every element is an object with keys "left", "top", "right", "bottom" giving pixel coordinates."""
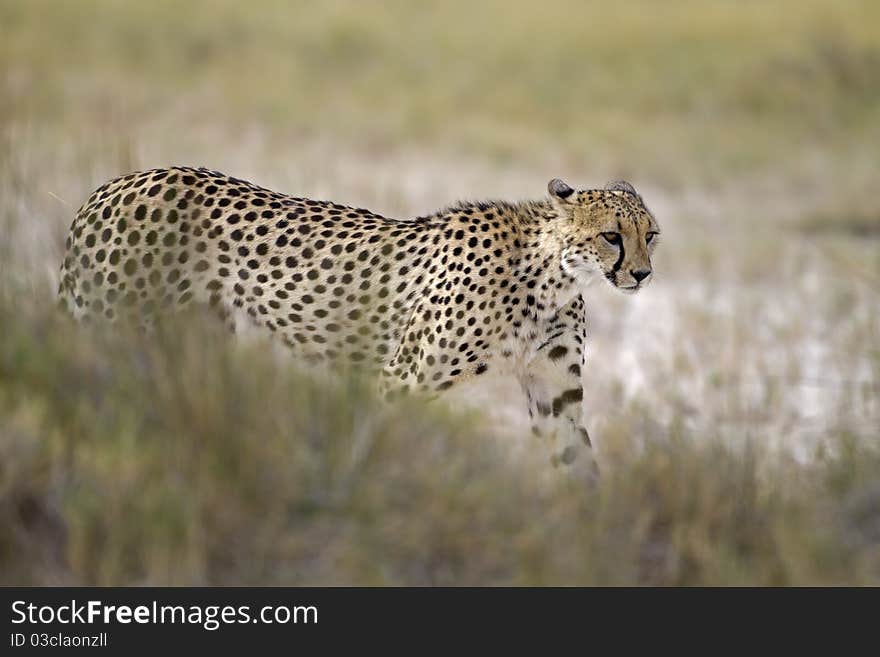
[
  {"left": 548, "top": 178, "right": 575, "bottom": 202},
  {"left": 605, "top": 180, "right": 638, "bottom": 196}
]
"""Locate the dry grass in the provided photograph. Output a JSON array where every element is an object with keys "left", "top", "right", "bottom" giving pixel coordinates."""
[
  {"left": 0, "top": 0, "right": 878, "bottom": 585},
  {"left": 2, "top": 296, "right": 878, "bottom": 585}
]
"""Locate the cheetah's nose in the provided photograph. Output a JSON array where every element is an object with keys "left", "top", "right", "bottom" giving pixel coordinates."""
[{"left": 631, "top": 269, "right": 651, "bottom": 283}]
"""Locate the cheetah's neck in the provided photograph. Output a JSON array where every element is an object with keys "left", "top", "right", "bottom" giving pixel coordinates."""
[{"left": 500, "top": 200, "right": 583, "bottom": 320}]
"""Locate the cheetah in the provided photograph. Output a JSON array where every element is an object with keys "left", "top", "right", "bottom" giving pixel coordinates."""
[{"left": 58, "top": 167, "right": 660, "bottom": 470}]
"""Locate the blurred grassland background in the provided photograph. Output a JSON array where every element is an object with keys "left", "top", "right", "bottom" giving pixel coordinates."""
[{"left": 1, "top": 0, "right": 879, "bottom": 584}]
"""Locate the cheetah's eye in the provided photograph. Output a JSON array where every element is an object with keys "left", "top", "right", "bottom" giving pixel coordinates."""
[
  {"left": 645, "top": 231, "right": 658, "bottom": 245},
  {"left": 601, "top": 232, "right": 621, "bottom": 246}
]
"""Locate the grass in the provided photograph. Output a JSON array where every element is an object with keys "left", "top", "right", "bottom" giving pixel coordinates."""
[
  {"left": 0, "top": 1, "right": 878, "bottom": 585},
  {"left": 2, "top": 1, "right": 879, "bottom": 182},
  {"left": 1, "top": 293, "right": 878, "bottom": 586}
]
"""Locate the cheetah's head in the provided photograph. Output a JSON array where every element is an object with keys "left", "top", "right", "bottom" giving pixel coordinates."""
[{"left": 548, "top": 178, "right": 660, "bottom": 294}]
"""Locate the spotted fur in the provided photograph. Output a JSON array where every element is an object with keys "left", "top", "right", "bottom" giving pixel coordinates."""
[{"left": 58, "top": 167, "right": 660, "bottom": 470}]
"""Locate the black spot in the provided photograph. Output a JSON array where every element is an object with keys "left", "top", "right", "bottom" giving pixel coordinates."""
[
  {"left": 548, "top": 345, "right": 568, "bottom": 361},
  {"left": 551, "top": 388, "right": 583, "bottom": 416}
]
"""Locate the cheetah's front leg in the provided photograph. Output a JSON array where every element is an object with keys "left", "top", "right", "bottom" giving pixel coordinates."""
[{"left": 519, "top": 295, "right": 598, "bottom": 478}]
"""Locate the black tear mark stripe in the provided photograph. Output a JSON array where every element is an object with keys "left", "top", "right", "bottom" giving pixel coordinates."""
[{"left": 610, "top": 239, "right": 626, "bottom": 277}]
